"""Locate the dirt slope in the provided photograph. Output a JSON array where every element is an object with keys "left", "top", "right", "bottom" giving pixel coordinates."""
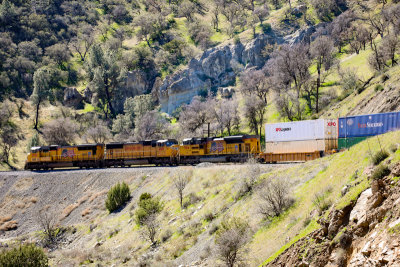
[{"left": 0, "top": 167, "right": 166, "bottom": 239}]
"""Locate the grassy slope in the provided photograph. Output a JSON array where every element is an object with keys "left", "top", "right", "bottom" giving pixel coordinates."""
[
  {"left": 261, "top": 130, "right": 400, "bottom": 265},
  {"left": 37, "top": 131, "right": 399, "bottom": 266}
]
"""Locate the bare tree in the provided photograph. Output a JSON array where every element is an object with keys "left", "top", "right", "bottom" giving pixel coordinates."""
[
  {"left": 179, "top": 0, "right": 197, "bottom": 22},
  {"left": 215, "top": 217, "right": 250, "bottom": 267},
  {"left": 179, "top": 96, "right": 214, "bottom": 135},
  {"left": 135, "top": 12, "right": 167, "bottom": 48},
  {"left": 84, "top": 122, "right": 112, "bottom": 144},
  {"left": 381, "top": 33, "right": 399, "bottom": 66},
  {"left": 267, "top": 44, "right": 311, "bottom": 120},
  {"left": 173, "top": 170, "right": 190, "bottom": 209},
  {"left": 311, "top": 0, "right": 337, "bottom": 21},
  {"left": 37, "top": 209, "right": 58, "bottom": 246},
  {"left": 140, "top": 214, "right": 159, "bottom": 246},
  {"left": 213, "top": 98, "right": 240, "bottom": 136},
  {"left": 310, "top": 36, "right": 335, "bottom": 113},
  {"left": 369, "top": 40, "right": 386, "bottom": 71},
  {"left": 0, "top": 101, "right": 22, "bottom": 169},
  {"left": 134, "top": 110, "right": 169, "bottom": 140},
  {"left": 330, "top": 11, "right": 355, "bottom": 53},
  {"left": 387, "top": 4, "right": 400, "bottom": 35},
  {"left": 243, "top": 95, "right": 267, "bottom": 135},
  {"left": 221, "top": 2, "right": 246, "bottom": 37},
  {"left": 212, "top": 0, "right": 222, "bottom": 31},
  {"left": 42, "top": 117, "right": 77, "bottom": 145},
  {"left": 268, "top": 0, "right": 281, "bottom": 10},
  {"left": 257, "top": 178, "right": 294, "bottom": 219},
  {"left": 70, "top": 23, "right": 94, "bottom": 62},
  {"left": 274, "top": 90, "right": 299, "bottom": 121},
  {"left": 188, "top": 20, "right": 212, "bottom": 49},
  {"left": 368, "top": 10, "right": 389, "bottom": 38},
  {"left": 240, "top": 69, "right": 270, "bottom": 134}
]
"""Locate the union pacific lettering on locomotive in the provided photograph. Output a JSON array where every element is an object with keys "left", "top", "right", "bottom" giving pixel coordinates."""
[{"left": 25, "top": 111, "right": 400, "bottom": 170}]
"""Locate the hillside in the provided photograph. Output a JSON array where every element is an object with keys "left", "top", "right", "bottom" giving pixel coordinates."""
[
  {"left": 1, "top": 131, "right": 400, "bottom": 266},
  {"left": 1, "top": 0, "right": 400, "bottom": 266}
]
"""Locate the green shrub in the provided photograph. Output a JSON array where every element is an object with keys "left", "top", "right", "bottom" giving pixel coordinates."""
[
  {"left": 261, "top": 23, "right": 272, "bottom": 33},
  {"left": 312, "top": 191, "right": 332, "bottom": 214},
  {"left": 105, "top": 182, "right": 131, "bottom": 213},
  {"left": 233, "top": 35, "right": 241, "bottom": 45},
  {"left": 0, "top": 244, "right": 48, "bottom": 267},
  {"left": 27, "top": 133, "right": 40, "bottom": 152},
  {"left": 161, "top": 229, "right": 173, "bottom": 243},
  {"left": 372, "top": 150, "right": 389, "bottom": 165},
  {"left": 374, "top": 84, "right": 384, "bottom": 92},
  {"left": 135, "top": 193, "right": 163, "bottom": 225},
  {"left": 139, "top": 192, "right": 152, "bottom": 202},
  {"left": 381, "top": 73, "right": 390, "bottom": 83},
  {"left": 203, "top": 211, "right": 215, "bottom": 222},
  {"left": 389, "top": 144, "right": 398, "bottom": 153},
  {"left": 371, "top": 164, "right": 391, "bottom": 180}
]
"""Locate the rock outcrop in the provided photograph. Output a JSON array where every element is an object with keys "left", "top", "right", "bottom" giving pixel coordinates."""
[
  {"left": 153, "top": 34, "right": 278, "bottom": 114},
  {"left": 63, "top": 87, "right": 84, "bottom": 109},
  {"left": 153, "top": 25, "right": 323, "bottom": 114},
  {"left": 265, "top": 163, "right": 400, "bottom": 267}
]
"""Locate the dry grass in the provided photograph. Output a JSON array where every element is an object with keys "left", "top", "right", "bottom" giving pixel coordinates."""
[
  {"left": 13, "top": 177, "right": 34, "bottom": 191},
  {"left": 61, "top": 194, "right": 91, "bottom": 219},
  {"left": 89, "top": 190, "right": 107, "bottom": 203},
  {"left": 61, "top": 203, "right": 80, "bottom": 219},
  {"left": 81, "top": 208, "right": 91, "bottom": 217},
  {"left": 0, "top": 215, "right": 12, "bottom": 223},
  {"left": 0, "top": 215, "right": 18, "bottom": 231}
]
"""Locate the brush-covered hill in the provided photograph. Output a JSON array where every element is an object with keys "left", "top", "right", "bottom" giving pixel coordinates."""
[
  {"left": 1, "top": 0, "right": 400, "bottom": 171},
  {"left": 1, "top": 131, "right": 400, "bottom": 266}
]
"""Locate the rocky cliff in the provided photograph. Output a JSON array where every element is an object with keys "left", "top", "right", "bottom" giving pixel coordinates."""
[
  {"left": 152, "top": 34, "right": 277, "bottom": 114},
  {"left": 152, "top": 25, "right": 324, "bottom": 114}
]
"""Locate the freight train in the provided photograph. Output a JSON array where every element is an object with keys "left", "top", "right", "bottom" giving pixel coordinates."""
[
  {"left": 24, "top": 135, "right": 261, "bottom": 170},
  {"left": 24, "top": 111, "right": 400, "bottom": 170}
]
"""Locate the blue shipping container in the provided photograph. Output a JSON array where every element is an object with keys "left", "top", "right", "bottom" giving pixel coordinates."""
[{"left": 339, "top": 112, "right": 400, "bottom": 138}]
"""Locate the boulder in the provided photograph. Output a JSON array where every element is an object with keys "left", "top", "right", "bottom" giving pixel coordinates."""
[
  {"left": 349, "top": 188, "right": 372, "bottom": 227},
  {"left": 83, "top": 87, "right": 92, "bottom": 103},
  {"left": 391, "top": 163, "right": 400, "bottom": 177},
  {"left": 63, "top": 87, "right": 84, "bottom": 108},
  {"left": 361, "top": 241, "right": 372, "bottom": 256}
]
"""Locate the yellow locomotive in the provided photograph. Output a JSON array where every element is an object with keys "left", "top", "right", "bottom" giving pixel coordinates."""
[
  {"left": 25, "top": 144, "right": 104, "bottom": 170},
  {"left": 104, "top": 139, "right": 179, "bottom": 167},
  {"left": 179, "top": 135, "right": 261, "bottom": 164}
]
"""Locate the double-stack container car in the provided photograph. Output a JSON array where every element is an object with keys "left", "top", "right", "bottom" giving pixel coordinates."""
[
  {"left": 338, "top": 111, "right": 400, "bottom": 149},
  {"left": 261, "top": 119, "right": 338, "bottom": 163}
]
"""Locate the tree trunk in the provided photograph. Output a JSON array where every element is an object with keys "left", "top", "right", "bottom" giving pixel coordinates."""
[
  {"left": 34, "top": 101, "right": 40, "bottom": 130},
  {"left": 104, "top": 80, "right": 115, "bottom": 118},
  {"left": 316, "top": 66, "right": 321, "bottom": 113}
]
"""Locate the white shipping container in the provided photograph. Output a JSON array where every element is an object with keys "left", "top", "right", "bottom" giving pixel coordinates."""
[
  {"left": 324, "top": 119, "right": 338, "bottom": 140},
  {"left": 265, "top": 140, "right": 326, "bottom": 154},
  {"left": 265, "top": 120, "right": 325, "bottom": 142}
]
